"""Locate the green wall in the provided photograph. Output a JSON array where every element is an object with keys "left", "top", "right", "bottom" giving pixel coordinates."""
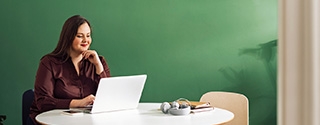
[{"left": 0, "top": 0, "right": 277, "bottom": 124}]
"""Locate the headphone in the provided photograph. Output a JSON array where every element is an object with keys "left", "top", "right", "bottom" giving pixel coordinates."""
[{"left": 160, "top": 98, "right": 191, "bottom": 116}]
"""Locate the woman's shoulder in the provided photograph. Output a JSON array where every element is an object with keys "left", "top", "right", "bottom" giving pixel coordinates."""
[
  {"left": 40, "top": 55, "right": 65, "bottom": 64},
  {"left": 98, "top": 55, "right": 108, "bottom": 62},
  {"left": 98, "top": 55, "right": 105, "bottom": 60}
]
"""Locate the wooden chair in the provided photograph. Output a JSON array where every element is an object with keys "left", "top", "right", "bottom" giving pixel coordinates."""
[{"left": 200, "top": 91, "right": 249, "bottom": 125}]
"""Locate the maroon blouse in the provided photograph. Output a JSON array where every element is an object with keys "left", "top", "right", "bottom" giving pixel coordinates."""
[{"left": 29, "top": 55, "right": 110, "bottom": 124}]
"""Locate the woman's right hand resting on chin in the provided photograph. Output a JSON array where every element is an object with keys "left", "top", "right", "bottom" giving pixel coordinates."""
[{"left": 70, "top": 94, "right": 95, "bottom": 108}]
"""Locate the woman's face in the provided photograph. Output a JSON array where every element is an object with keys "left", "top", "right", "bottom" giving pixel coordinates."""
[{"left": 71, "top": 22, "right": 92, "bottom": 54}]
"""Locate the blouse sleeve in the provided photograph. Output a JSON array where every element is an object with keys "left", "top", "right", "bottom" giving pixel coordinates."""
[
  {"left": 98, "top": 56, "right": 111, "bottom": 77},
  {"left": 33, "top": 57, "right": 72, "bottom": 112}
]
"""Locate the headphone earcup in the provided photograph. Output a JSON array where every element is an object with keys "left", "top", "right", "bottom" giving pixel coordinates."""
[
  {"left": 160, "top": 102, "right": 171, "bottom": 114},
  {"left": 168, "top": 105, "right": 191, "bottom": 116},
  {"left": 180, "top": 101, "right": 189, "bottom": 108},
  {"left": 171, "top": 101, "right": 180, "bottom": 109}
]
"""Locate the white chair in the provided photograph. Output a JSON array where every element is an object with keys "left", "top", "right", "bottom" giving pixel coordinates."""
[{"left": 200, "top": 91, "right": 249, "bottom": 125}]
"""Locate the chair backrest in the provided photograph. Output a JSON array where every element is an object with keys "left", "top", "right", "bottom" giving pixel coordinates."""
[
  {"left": 22, "top": 89, "right": 34, "bottom": 125},
  {"left": 200, "top": 91, "right": 249, "bottom": 125}
]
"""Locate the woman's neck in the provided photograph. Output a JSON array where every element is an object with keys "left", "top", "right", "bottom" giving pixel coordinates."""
[
  {"left": 69, "top": 51, "right": 83, "bottom": 63},
  {"left": 69, "top": 51, "right": 83, "bottom": 76}
]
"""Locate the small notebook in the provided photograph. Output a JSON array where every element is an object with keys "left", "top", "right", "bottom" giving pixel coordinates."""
[
  {"left": 189, "top": 101, "right": 211, "bottom": 109},
  {"left": 189, "top": 101, "right": 214, "bottom": 113}
]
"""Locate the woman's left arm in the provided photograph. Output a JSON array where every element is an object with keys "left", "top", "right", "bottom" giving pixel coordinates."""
[
  {"left": 97, "top": 56, "right": 110, "bottom": 78},
  {"left": 82, "top": 50, "right": 110, "bottom": 76}
]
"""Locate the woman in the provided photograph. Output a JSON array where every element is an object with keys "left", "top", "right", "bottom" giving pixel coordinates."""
[{"left": 28, "top": 15, "right": 111, "bottom": 125}]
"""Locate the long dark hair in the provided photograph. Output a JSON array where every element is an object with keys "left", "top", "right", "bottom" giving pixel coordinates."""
[{"left": 46, "top": 15, "right": 92, "bottom": 62}]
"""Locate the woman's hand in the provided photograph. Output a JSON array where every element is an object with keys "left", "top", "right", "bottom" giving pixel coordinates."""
[
  {"left": 70, "top": 94, "right": 95, "bottom": 108},
  {"left": 82, "top": 50, "right": 104, "bottom": 74},
  {"left": 82, "top": 50, "right": 100, "bottom": 65}
]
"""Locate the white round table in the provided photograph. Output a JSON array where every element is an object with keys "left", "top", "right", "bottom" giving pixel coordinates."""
[{"left": 36, "top": 103, "right": 234, "bottom": 125}]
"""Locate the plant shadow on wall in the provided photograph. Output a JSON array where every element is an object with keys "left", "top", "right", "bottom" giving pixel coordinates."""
[{"left": 218, "top": 40, "right": 277, "bottom": 125}]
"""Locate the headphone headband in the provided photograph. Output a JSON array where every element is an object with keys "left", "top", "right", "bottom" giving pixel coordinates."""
[{"left": 175, "top": 98, "right": 191, "bottom": 105}]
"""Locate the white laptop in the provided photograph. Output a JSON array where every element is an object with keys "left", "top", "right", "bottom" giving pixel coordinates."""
[{"left": 78, "top": 74, "right": 147, "bottom": 114}]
